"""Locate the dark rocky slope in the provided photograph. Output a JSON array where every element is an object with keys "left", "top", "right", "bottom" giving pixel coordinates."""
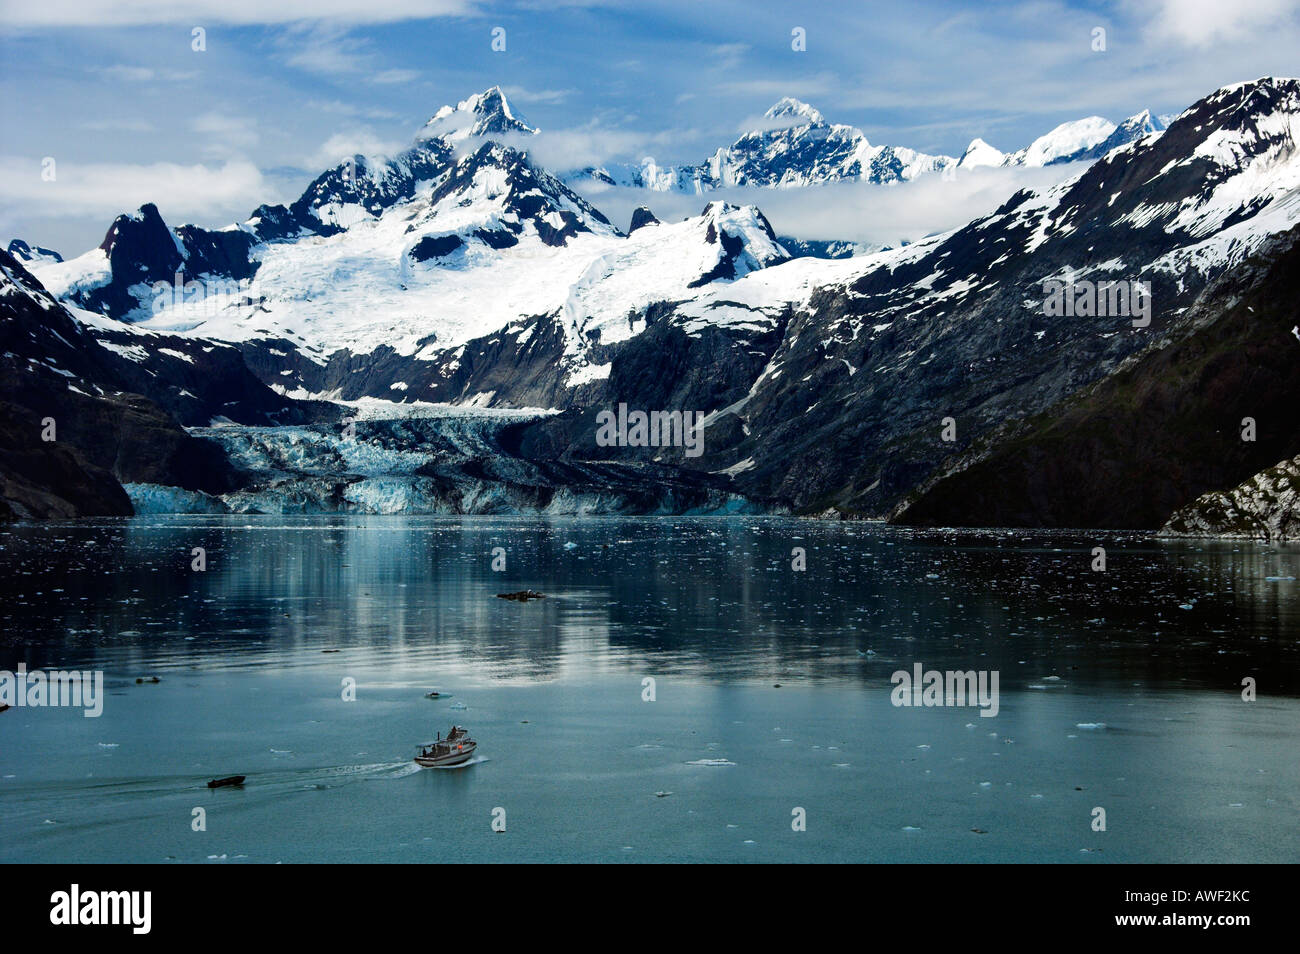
[
  {"left": 0, "top": 250, "right": 324, "bottom": 518},
  {"left": 686, "top": 79, "right": 1300, "bottom": 516},
  {"left": 889, "top": 226, "right": 1300, "bottom": 528}
]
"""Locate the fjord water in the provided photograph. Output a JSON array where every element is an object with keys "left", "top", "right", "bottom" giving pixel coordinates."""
[{"left": 1, "top": 516, "right": 1296, "bottom": 863}]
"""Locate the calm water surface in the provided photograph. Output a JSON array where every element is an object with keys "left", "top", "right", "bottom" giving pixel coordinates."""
[{"left": 1, "top": 516, "right": 1296, "bottom": 862}]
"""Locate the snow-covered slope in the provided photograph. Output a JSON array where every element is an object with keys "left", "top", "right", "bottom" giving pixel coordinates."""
[
  {"left": 29, "top": 84, "right": 801, "bottom": 396},
  {"left": 956, "top": 111, "right": 1164, "bottom": 170}
]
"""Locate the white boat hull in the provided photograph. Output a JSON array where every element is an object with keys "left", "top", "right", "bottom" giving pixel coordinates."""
[{"left": 414, "top": 742, "right": 476, "bottom": 768}]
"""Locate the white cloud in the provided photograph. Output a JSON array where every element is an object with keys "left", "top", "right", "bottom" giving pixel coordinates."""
[
  {"left": 732, "top": 111, "right": 821, "bottom": 135},
  {"left": 709, "top": 42, "right": 749, "bottom": 70},
  {"left": 501, "top": 86, "right": 577, "bottom": 105},
  {"left": 305, "top": 131, "right": 406, "bottom": 169},
  {"left": 1142, "top": 0, "right": 1299, "bottom": 47},
  {"left": 716, "top": 73, "right": 838, "bottom": 102},
  {"left": 370, "top": 69, "right": 422, "bottom": 85},
  {"left": 0, "top": 0, "right": 473, "bottom": 27},
  {"left": 306, "top": 99, "right": 403, "bottom": 121},
  {"left": 78, "top": 118, "right": 157, "bottom": 133},
  {"left": 283, "top": 25, "right": 372, "bottom": 76},
  {"left": 94, "top": 64, "right": 198, "bottom": 82},
  {"left": 0, "top": 155, "right": 274, "bottom": 225},
  {"left": 572, "top": 163, "right": 1079, "bottom": 248},
  {"left": 280, "top": 25, "right": 425, "bottom": 83},
  {"left": 190, "top": 112, "right": 260, "bottom": 159},
  {"left": 497, "top": 124, "right": 701, "bottom": 173}
]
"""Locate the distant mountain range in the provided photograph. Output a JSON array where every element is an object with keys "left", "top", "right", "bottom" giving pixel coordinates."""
[
  {"left": 4, "top": 78, "right": 1299, "bottom": 535},
  {"left": 569, "top": 96, "right": 1164, "bottom": 191}
]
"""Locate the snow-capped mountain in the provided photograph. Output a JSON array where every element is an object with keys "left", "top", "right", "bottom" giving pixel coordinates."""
[
  {"left": 418, "top": 85, "right": 537, "bottom": 143},
  {"left": 31, "top": 86, "right": 796, "bottom": 399},
  {"left": 573, "top": 101, "right": 1163, "bottom": 192},
  {"left": 9, "top": 78, "right": 1300, "bottom": 525},
  {"left": 956, "top": 111, "right": 1165, "bottom": 169},
  {"left": 6, "top": 239, "right": 62, "bottom": 265},
  {"left": 576, "top": 97, "right": 954, "bottom": 191}
]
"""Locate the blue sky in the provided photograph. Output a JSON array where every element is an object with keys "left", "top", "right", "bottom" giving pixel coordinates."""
[{"left": 3, "top": 0, "right": 1299, "bottom": 253}]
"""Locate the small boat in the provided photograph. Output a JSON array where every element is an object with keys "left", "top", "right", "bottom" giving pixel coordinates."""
[
  {"left": 414, "top": 725, "right": 477, "bottom": 768},
  {"left": 496, "top": 590, "right": 545, "bottom": 602},
  {"left": 207, "top": 775, "right": 246, "bottom": 788}
]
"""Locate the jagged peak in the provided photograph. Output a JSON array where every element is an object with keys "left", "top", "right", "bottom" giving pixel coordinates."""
[
  {"left": 700, "top": 200, "right": 740, "bottom": 216},
  {"left": 1121, "top": 108, "right": 1161, "bottom": 132},
  {"left": 764, "top": 97, "right": 826, "bottom": 126},
  {"left": 628, "top": 206, "right": 660, "bottom": 233},
  {"left": 7, "top": 239, "right": 63, "bottom": 265},
  {"left": 419, "top": 85, "right": 537, "bottom": 143}
]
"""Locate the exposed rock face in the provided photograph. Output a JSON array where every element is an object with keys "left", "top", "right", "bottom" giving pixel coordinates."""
[
  {"left": 888, "top": 225, "right": 1300, "bottom": 528},
  {"left": 6, "top": 239, "right": 62, "bottom": 265},
  {"left": 1161, "top": 454, "right": 1300, "bottom": 542},
  {"left": 0, "top": 408, "right": 132, "bottom": 519},
  {"left": 628, "top": 207, "right": 660, "bottom": 233},
  {"left": 697, "top": 79, "right": 1300, "bottom": 517}
]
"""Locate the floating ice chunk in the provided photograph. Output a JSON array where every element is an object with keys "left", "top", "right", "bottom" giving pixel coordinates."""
[
  {"left": 687, "top": 758, "right": 736, "bottom": 766},
  {"left": 563, "top": 541, "right": 578, "bottom": 550},
  {"left": 1075, "top": 722, "right": 1107, "bottom": 729},
  {"left": 449, "top": 701, "right": 468, "bottom": 710}
]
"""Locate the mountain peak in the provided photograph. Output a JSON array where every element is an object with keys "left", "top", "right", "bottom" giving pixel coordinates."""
[
  {"left": 958, "top": 137, "right": 1005, "bottom": 168},
  {"left": 419, "top": 86, "right": 536, "bottom": 143},
  {"left": 764, "top": 97, "right": 825, "bottom": 126},
  {"left": 1017, "top": 115, "right": 1116, "bottom": 166},
  {"left": 1122, "top": 108, "right": 1161, "bottom": 132},
  {"left": 7, "top": 238, "right": 63, "bottom": 265}
]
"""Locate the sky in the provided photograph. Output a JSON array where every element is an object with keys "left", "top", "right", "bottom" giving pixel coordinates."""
[{"left": 2, "top": 0, "right": 1299, "bottom": 254}]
